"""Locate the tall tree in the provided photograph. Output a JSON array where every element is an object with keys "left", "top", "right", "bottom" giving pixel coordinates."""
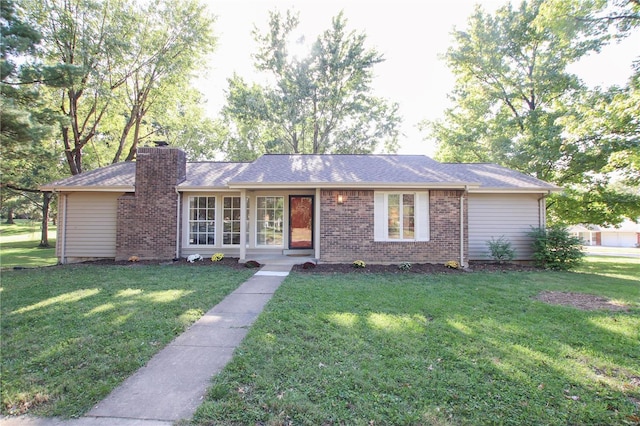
[
  {"left": 1, "top": 0, "right": 62, "bottom": 243},
  {"left": 548, "top": 0, "right": 640, "bottom": 225},
  {"left": 110, "top": 0, "right": 216, "bottom": 163},
  {"left": 218, "top": 10, "right": 401, "bottom": 160},
  {"left": 26, "top": 0, "right": 216, "bottom": 174},
  {"left": 423, "top": 0, "right": 639, "bottom": 226}
]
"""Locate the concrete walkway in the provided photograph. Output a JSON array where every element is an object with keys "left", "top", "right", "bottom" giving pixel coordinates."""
[{"left": 1, "top": 263, "right": 295, "bottom": 426}]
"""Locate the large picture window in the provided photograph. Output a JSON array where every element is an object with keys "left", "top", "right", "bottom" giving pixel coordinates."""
[
  {"left": 374, "top": 192, "right": 429, "bottom": 242},
  {"left": 256, "top": 196, "right": 284, "bottom": 246},
  {"left": 188, "top": 196, "right": 215, "bottom": 245}
]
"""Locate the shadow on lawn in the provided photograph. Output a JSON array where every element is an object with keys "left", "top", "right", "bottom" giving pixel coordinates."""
[
  {"left": 1, "top": 264, "right": 253, "bottom": 417},
  {"left": 202, "top": 270, "right": 639, "bottom": 425}
]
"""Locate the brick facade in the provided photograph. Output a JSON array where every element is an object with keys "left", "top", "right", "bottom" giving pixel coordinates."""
[
  {"left": 319, "top": 190, "right": 468, "bottom": 264},
  {"left": 115, "top": 147, "right": 186, "bottom": 260}
]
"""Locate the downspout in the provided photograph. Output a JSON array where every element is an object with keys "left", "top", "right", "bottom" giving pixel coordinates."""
[
  {"left": 240, "top": 189, "right": 247, "bottom": 262},
  {"left": 60, "top": 192, "right": 67, "bottom": 264},
  {"left": 175, "top": 187, "right": 181, "bottom": 260},
  {"left": 314, "top": 188, "right": 321, "bottom": 261},
  {"left": 460, "top": 186, "right": 467, "bottom": 268},
  {"left": 538, "top": 191, "right": 551, "bottom": 228}
]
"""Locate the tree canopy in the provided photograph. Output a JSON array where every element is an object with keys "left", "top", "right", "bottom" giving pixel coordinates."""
[
  {"left": 23, "top": 0, "right": 217, "bottom": 175},
  {"left": 216, "top": 10, "right": 401, "bottom": 161},
  {"left": 1, "top": 0, "right": 60, "bottom": 229},
  {"left": 424, "top": 0, "right": 640, "bottom": 226}
]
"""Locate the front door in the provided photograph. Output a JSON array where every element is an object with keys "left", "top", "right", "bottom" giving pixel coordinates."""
[{"left": 289, "top": 195, "right": 313, "bottom": 249}]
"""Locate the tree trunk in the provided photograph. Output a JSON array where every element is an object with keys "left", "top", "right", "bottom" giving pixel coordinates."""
[
  {"left": 5, "top": 207, "right": 15, "bottom": 224},
  {"left": 39, "top": 192, "right": 52, "bottom": 248}
]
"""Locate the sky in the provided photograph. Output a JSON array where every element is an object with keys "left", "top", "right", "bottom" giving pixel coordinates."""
[{"left": 198, "top": 0, "right": 640, "bottom": 156}]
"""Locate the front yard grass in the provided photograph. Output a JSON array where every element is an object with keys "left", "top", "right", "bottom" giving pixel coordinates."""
[
  {"left": 1, "top": 263, "right": 255, "bottom": 417},
  {"left": 0, "top": 220, "right": 57, "bottom": 269},
  {"left": 194, "top": 258, "right": 640, "bottom": 425}
]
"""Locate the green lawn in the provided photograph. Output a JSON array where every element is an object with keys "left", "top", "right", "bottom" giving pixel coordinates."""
[
  {"left": 193, "top": 258, "right": 640, "bottom": 426},
  {"left": 0, "top": 220, "right": 57, "bottom": 268},
  {"left": 1, "top": 263, "right": 255, "bottom": 417}
]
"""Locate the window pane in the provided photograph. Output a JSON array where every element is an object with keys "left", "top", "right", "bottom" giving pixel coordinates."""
[
  {"left": 256, "top": 196, "right": 283, "bottom": 246},
  {"left": 388, "top": 196, "right": 400, "bottom": 239},
  {"left": 188, "top": 196, "right": 215, "bottom": 245}
]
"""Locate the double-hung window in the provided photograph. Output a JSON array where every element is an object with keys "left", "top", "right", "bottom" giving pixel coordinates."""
[
  {"left": 374, "top": 192, "right": 429, "bottom": 241},
  {"left": 188, "top": 196, "right": 216, "bottom": 245},
  {"left": 256, "top": 196, "right": 284, "bottom": 246},
  {"left": 223, "top": 196, "right": 241, "bottom": 245}
]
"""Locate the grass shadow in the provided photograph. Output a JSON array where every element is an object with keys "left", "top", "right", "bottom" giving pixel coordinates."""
[
  {"left": 194, "top": 267, "right": 639, "bottom": 425},
  {"left": 1, "top": 263, "right": 255, "bottom": 417}
]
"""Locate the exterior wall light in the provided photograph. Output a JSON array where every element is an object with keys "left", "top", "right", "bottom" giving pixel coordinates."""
[{"left": 337, "top": 194, "right": 344, "bottom": 204}]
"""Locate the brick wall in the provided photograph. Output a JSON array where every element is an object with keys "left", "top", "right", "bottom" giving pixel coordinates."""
[
  {"left": 115, "top": 147, "right": 186, "bottom": 260},
  {"left": 319, "top": 190, "right": 468, "bottom": 264}
]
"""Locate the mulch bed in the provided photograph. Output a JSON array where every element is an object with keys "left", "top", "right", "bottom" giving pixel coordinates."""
[
  {"left": 81, "top": 258, "right": 541, "bottom": 274},
  {"left": 78, "top": 259, "right": 627, "bottom": 312},
  {"left": 81, "top": 257, "right": 251, "bottom": 270},
  {"left": 292, "top": 261, "right": 541, "bottom": 274},
  {"left": 534, "top": 291, "right": 629, "bottom": 311}
]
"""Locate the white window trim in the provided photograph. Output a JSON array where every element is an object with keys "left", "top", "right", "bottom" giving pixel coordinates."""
[
  {"left": 254, "top": 195, "right": 285, "bottom": 248},
  {"left": 374, "top": 191, "right": 429, "bottom": 242},
  {"left": 222, "top": 195, "right": 242, "bottom": 247},
  {"left": 185, "top": 195, "right": 217, "bottom": 247}
]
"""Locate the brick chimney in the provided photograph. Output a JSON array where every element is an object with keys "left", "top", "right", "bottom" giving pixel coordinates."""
[{"left": 115, "top": 147, "right": 186, "bottom": 260}]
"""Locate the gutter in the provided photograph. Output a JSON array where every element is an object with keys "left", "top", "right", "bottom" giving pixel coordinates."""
[
  {"left": 227, "top": 182, "right": 481, "bottom": 190},
  {"left": 39, "top": 185, "right": 134, "bottom": 192},
  {"left": 175, "top": 187, "right": 181, "bottom": 260}
]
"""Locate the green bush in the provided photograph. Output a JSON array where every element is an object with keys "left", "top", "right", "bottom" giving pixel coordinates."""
[
  {"left": 486, "top": 236, "right": 515, "bottom": 263},
  {"left": 528, "top": 226, "right": 584, "bottom": 270}
]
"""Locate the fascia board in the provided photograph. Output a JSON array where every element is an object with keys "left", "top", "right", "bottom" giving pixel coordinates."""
[
  {"left": 178, "top": 186, "right": 240, "bottom": 192},
  {"left": 227, "top": 182, "right": 481, "bottom": 190},
  {"left": 39, "top": 185, "right": 134, "bottom": 192},
  {"left": 468, "top": 187, "right": 562, "bottom": 194}
]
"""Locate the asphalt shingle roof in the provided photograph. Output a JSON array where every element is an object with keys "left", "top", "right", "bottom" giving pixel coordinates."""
[
  {"left": 40, "top": 153, "right": 559, "bottom": 192},
  {"left": 441, "top": 163, "right": 559, "bottom": 190},
  {"left": 179, "top": 162, "right": 249, "bottom": 188},
  {"left": 41, "top": 162, "right": 136, "bottom": 189},
  {"left": 228, "top": 155, "right": 468, "bottom": 185}
]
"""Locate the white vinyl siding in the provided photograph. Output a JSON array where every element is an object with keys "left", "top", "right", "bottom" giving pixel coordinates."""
[
  {"left": 374, "top": 191, "right": 429, "bottom": 242},
  {"left": 468, "top": 193, "right": 541, "bottom": 260},
  {"left": 62, "top": 192, "right": 120, "bottom": 258}
]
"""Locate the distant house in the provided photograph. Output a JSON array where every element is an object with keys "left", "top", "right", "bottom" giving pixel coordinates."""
[
  {"left": 41, "top": 147, "right": 559, "bottom": 265},
  {"left": 570, "top": 220, "right": 640, "bottom": 248}
]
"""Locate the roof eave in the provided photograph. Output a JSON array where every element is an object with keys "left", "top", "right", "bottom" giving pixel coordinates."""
[
  {"left": 39, "top": 185, "right": 134, "bottom": 192},
  {"left": 227, "top": 182, "right": 481, "bottom": 190},
  {"left": 178, "top": 186, "right": 237, "bottom": 192},
  {"left": 469, "top": 187, "right": 562, "bottom": 194}
]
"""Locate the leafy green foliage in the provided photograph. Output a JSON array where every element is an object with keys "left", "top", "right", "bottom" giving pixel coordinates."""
[
  {"left": 1, "top": 0, "right": 65, "bottom": 227},
  {"left": 424, "top": 0, "right": 640, "bottom": 226},
  {"left": 23, "top": 0, "right": 217, "bottom": 175},
  {"left": 217, "top": 10, "right": 401, "bottom": 160},
  {"left": 194, "top": 259, "right": 639, "bottom": 425},
  {"left": 528, "top": 226, "right": 585, "bottom": 270},
  {"left": 486, "top": 236, "right": 516, "bottom": 263}
]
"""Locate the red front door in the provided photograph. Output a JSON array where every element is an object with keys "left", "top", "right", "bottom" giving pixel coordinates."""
[{"left": 289, "top": 195, "right": 313, "bottom": 249}]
